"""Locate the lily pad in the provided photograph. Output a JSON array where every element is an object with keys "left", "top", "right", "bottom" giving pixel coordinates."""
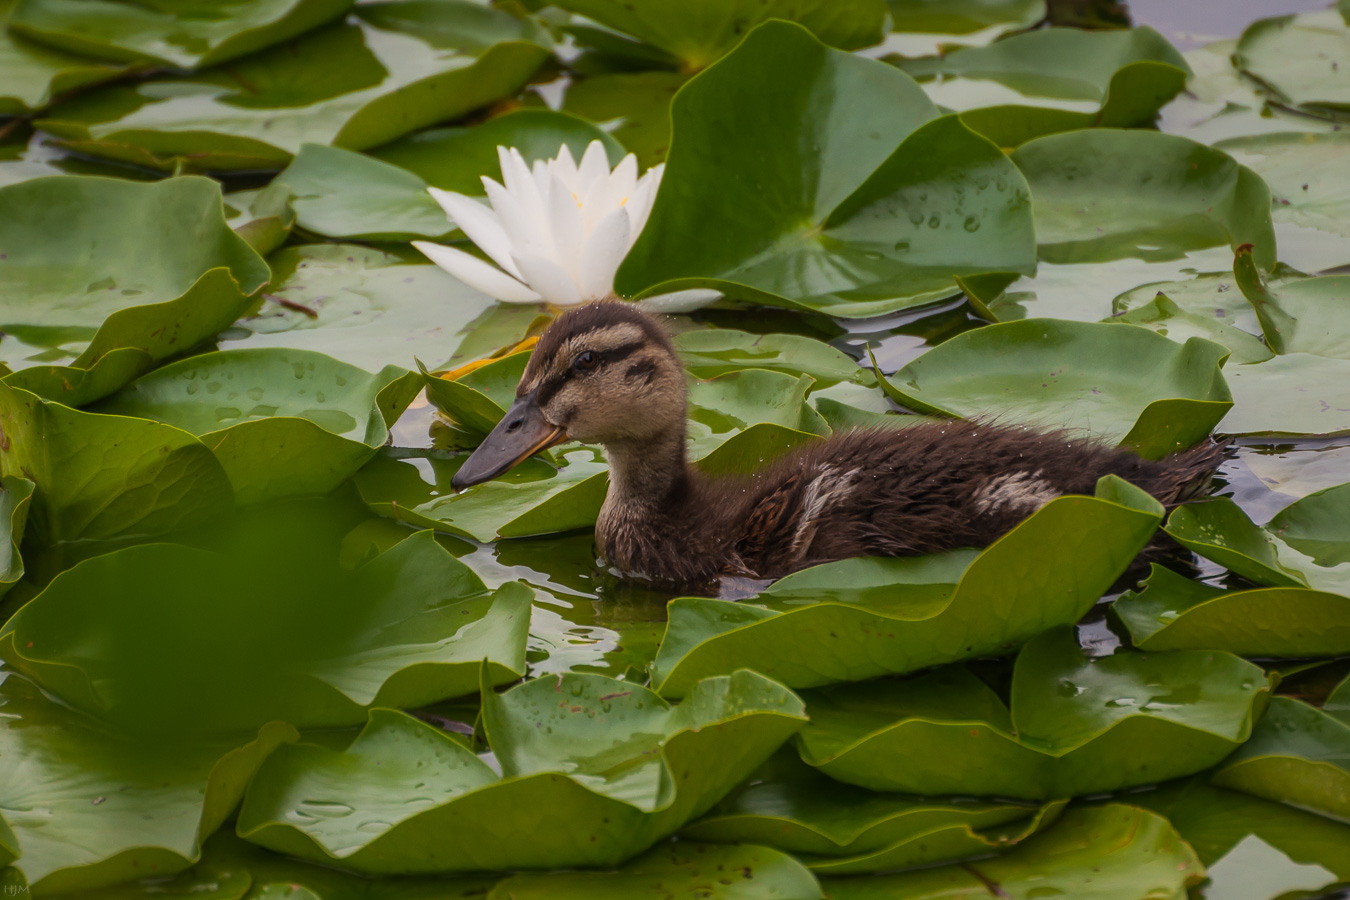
[
  {"left": 9, "top": 0, "right": 353, "bottom": 69},
  {"left": 37, "top": 2, "right": 553, "bottom": 171},
  {"left": 0, "top": 175, "right": 268, "bottom": 407},
  {"left": 1112, "top": 563, "right": 1350, "bottom": 655},
  {"left": 1218, "top": 132, "right": 1350, "bottom": 246},
  {"left": 274, "top": 144, "right": 451, "bottom": 241},
  {"left": 1104, "top": 293, "right": 1273, "bottom": 365},
  {"left": 674, "top": 329, "right": 870, "bottom": 386},
  {"left": 370, "top": 107, "right": 625, "bottom": 193},
  {"left": 797, "top": 628, "right": 1269, "bottom": 799},
  {"left": 682, "top": 751, "right": 1061, "bottom": 874},
  {"left": 0, "top": 0, "right": 131, "bottom": 115},
  {"left": 1010, "top": 129, "right": 1276, "bottom": 269},
  {"left": 615, "top": 21, "right": 1037, "bottom": 319},
  {"left": 1236, "top": 10, "right": 1350, "bottom": 115},
  {"left": 0, "top": 476, "right": 33, "bottom": 598},
  {"left": 552, "top": 0, "right": 886, "bottom": 71},
  {"left": 220, "top": 244, "right": 523, "bottom": 374},
  {"left": 487, "top": 843, "right": 823, "bottom": 900},
  {"left": 93, "top": 349, "right": 422, "bottom": 506},
  {"left": 0, "top": 672, "right": 297, "bottom": 895},
  {"left": 651, "top": 476, "right": 1164, "bottom": 697},
  {"left": 236, "top": 670, "right": 807, "bottom": 873},
  {"left": 0, "top": 382, "right": 233, "bottom": 544},
  {"left": 822, "top": 805, "right": 1203, "bottom": 900},
  {"left": 559, "top": 71, "right": 686, "bottom": 169},
  {"left": 1234, "top": 246, "right": 1350, "bottom": 359},
  {"left": 1221, "top": 353, "right": 1350, "bottom": 437},
  {"left": 224, "top": 182, "right": 296, "bottom": 256},
  {"left": 886, "top": 0, "right": 1044, "bottom": 36},
  {"left": 1212, "top": 693, "right": 1350, "bottom": 823},
  {"left": 0, "top": 531, "right": 530, "bottom": 732},
  {"left": 871, "top": 319, "right": 1232, "bottom": 458}
]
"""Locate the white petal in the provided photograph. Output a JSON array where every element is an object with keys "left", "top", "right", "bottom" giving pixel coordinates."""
[
  {"left": 576, "top": 140, "right": 611, "bottom": 199},
  {"left": 512, "top": 252, "right": 583, "bottom": 306},
  {"left": 547, "top": 169, "right": 585, "bottom": 286},
  {"left": 593, "top": 154, "right": 637, "bottom": 227},
  {"left": 426, "top": 188, "right": 523, "bottom": 280},
  {"left": 413, "top": 241, "right": 542, "bottom": 303},
  {"left": 550, "top": 143, "right": 579, "bottom": 189},
  {"left": 636, "top": 289, "right": 723, "bottom": 313},
  {"left": 484, "top": 179, "right": 553, "bottom": 259},
  {"left": 578, "top": 207, "right": 631, "bottom": 300},
  {"left": 625, "top": 163, "right": 664, "bottom": 243}
]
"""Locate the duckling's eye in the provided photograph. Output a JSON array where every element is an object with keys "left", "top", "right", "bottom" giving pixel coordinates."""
[{"left": 574, "top": 351, "right": 598, "bottom": 372}]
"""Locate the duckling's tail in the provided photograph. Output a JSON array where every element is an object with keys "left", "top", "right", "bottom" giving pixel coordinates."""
[{"left": 1158, "top": 437, "right": 1233, "bottom": 507}]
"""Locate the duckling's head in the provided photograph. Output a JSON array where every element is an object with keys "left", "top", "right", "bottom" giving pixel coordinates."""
[{"left": 452, "top": 301, "right": 686, "bottom": 490}]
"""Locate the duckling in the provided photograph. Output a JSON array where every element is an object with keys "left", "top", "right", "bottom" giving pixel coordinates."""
[{"left": 452, "top": 302, "right": 1225, "bottom": 586}]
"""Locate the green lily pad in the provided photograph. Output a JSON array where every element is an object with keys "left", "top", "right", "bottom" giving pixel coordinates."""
[
  {"left": 224, "top": 182, "right": 296, "bottom": 256},
  {"left": 615, "top": 22, "right": 1037, "bottom": 319},
  {"left": 797, "top": 628, "right": 1268, "bottom": 799},
  {"left": 220, "top": 244, "right": 527, "bottom": 374},
  {"left": 1165, "top": 493, "right": 1350, "bottom": 595},
  {"left": 371, "top": 107, "right": 626, "bottom": 193},
  {"left": 0, "top": 382, "right": 233, "bottom": 544},
  {"left": 1236, "top": 11, "right": 1350, "bottom": 115},
  {"left": 674, "top": 329, "right": 870, "bottom": 386},
  {"left": 1234, "top": 246, "right": 1350, "bottom": 359},
  {"left": 0, "top": 0, "right": 132, "bottom": 115},
  {"left": 274, "top": 144, "right": 451, "bottom": 242},
  {"left": 1212, "top": 694, "right": 1350, "bottom": 823},
  {"left": 9, "top": 0, "right": 353, "bottom": 69},
  {"left": 0, "top": 672, "right": 297, "bottom": 895},
  {"left": 887, "top": 0, "right": 1044, "bottom": 36},
  {"left": 822, "top": 805, "right": 1204, "bottom": 900},
  {"left": 552, "top": 0, "right": 885, "bottom": 71},
  {"left": 871, "top": 319, "right": 1232, "bottom": 458},
  {"left": 559, "top": 71, "right": 686, "bottom": 169},
  {"left": 1221, "top": 353, "right": 1350, "bottom": 436},
  {"left": 0, "top": 175, "right": 268, "bottom": 407},
  {"left": 0, "top": 476, "right": 32, "bottom": 599},
  {"left": 1104, "top": 293, "right": 1273, "bottom": 365},
  {"left": 1010, "top": 129, "right": 1276, "bottom": 269},
  {"left": 237, "top": 670, "right": 806, "bottom": 873},
  {"left": 651, "top": 476, "right": 1163, "bottom": 697},
  {"left": 1112, "top": 563, "right": 1350, "bottom": 655},
  {"left": 0, "top": 531, "right": 530, "bottom": 732},
  {"left": 1219, "top": 132, "right": 1350, "bottom": 244},
  {"left": 93, "top": 349, "right": 421, "bottom": 506},
  {"left": 487, "top": 843, "right": 823, "bottom": 900},
  {"left": 682, "top": 751, "right": 1061, "bottom": 874},
  {"left": 37, "top": 2, "right": 552, "bottom": 171}
]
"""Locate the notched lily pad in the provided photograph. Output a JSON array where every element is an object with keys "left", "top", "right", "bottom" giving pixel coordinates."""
[
  {"left": 236, "top": 670, "right": 807, "bottom": 873},
  {"left": 651, "top": 476, "right": 1164, "bottom": 697},
  {"left": 871, "top": 318, "right": 1232, "bottom": 458},
  {"left": 797, "top": 628, "right": 1269, "bottom": 799},
  {"left": 615, "top": 21, "right": 1036, "bottom": 319},
  {"left": 94, "top": 348, "right": 421, "bottom": 505}
]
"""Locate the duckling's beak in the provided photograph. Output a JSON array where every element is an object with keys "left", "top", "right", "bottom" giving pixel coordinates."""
[{"left": 451, "top": 393, "right": 567, "bottom": 491}]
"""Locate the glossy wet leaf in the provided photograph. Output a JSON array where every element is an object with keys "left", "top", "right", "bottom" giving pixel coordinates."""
[
  {"left": 615, "top": 22, "right": 1036, "bottom": 319},
  {"left": 371, "top": 107, "right": 625, "bottom": 193},
  {"left": 0, "top": 0, "right": 131, "bottom": 115},
  {"left": 0, "top": 175, "right": 268, "bottom": 406},
  {"left": 682, "top": 751, "right": 1060, "bottom": 873},
  {"left": 1010, "top": 129, "right": 1276, "bottom": 270},
  {"left": 651, "top": 476, "right": 1163, "bottom": 697},
  {"left": 274, "top": 144, "right": 451, "bottom": 241},
  {"left": 559, "top": 71, "right": 686, "bottom": 169},
  {"left": 10, "top": 0, "right": 353, "bottom": 69},
  {"left": 1234, "top": 247, "right": 1350, "bottom": 359},
  {"left": 1236, "top": 10, "right": 1350, "bottom": 115},
  {"left": 0, "top": 673, "right": 297, "bottom": 895},
  {"left": 872, "top": 319, "right": 1232, "bottom": 458},
  {"left": 0, "top": 476, "right": 33, "bottom": 598},
  {"left": 221, "top": 244, "right": 524, "bottom": 374},
  {"left": 1221, "top": 353, "right": 1350, "bottom": 436},
  {"left": 1104, "top": 293, "right": 1273, "bottom": 365},
  {"left": 37, "top": 2, "right": 552, "bottom": 171},
  {"left": 94, "top": 349, "right": 421, "bottom": 505},
  {"left": 553, "top": 0, "right": 885, "bottom": 70},
  {"left": 822, "top": 805, "right": 1203, "bottom": 900},
  {"left": 0, "top": 383, "right": 233, "bottom": 544},
  {"left": 237, "top": 670, "right": 806, "bottom": 873},
  {"left": 1212, "top": 694, "right": 1350, "bottom": 823},
  {"left": 0, "top": 531, "right": 530, "bottom": 732},
  {"left": 797, "top": 628, "right": 1268, "bottom": 799},
  {"left": 488, "top": 842, "right": 823, "bottom": 900},
  {"left": 1112, "top": 563, "right": 1350, "bottom": 655}
]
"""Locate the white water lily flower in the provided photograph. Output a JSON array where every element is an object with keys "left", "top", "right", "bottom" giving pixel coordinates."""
[{"left": 413, "top": 140, "right": 666, "bottom": 307}]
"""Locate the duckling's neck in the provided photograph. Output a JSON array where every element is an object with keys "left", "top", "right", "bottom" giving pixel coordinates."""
[{"left": 602, "top": 424, "right": 691, "bottom": 509}]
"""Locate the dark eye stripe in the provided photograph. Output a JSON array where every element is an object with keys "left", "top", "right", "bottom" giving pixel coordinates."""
[{"left": 533, "top": 341, "right": 648, "bottom": 406}]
